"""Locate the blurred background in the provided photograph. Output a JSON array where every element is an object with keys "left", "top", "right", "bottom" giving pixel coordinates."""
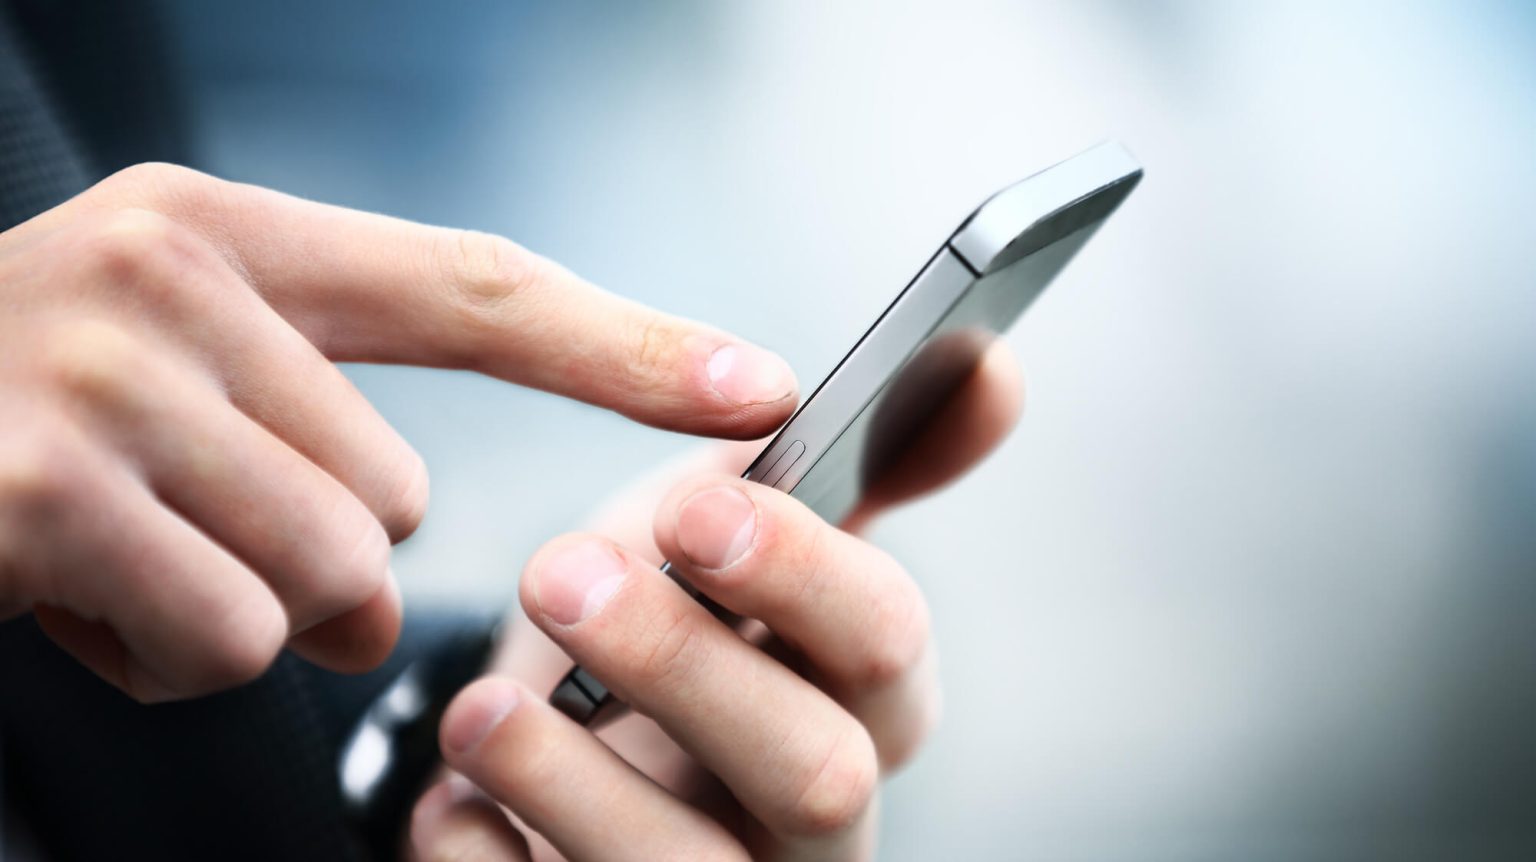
[{"left": 151, "top": 1, "right": 1535, "bottom": 857}]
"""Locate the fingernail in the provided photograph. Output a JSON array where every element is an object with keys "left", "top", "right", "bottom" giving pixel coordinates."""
[
  {"left": 533, "top": 540, "right": 628, "bottom": 626},
  {"left": 676, "top": 485, "right": 758, "bottom": 570},
  {"left": 707, "top": 343, "right": 796, "bottom": 405},
  {"left": 411, "top": 775, "right": 494, "bottom": 855},
  {"left": 442, "top": 678, "right": 520, "bottom": 754},
  {"left": 411, "top": 781, "right": 454, "bottom": 852},
  {"left": 411, "top": 776, "right": 472, "bottom": 847}
]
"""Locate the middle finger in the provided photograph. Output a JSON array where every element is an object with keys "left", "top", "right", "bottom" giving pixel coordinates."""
[
  {"left": 521, "top": 535, "right": 879, "bottom": 853},
  {"left": 653, "top": 475, "right": 940, "bottom": 770}
]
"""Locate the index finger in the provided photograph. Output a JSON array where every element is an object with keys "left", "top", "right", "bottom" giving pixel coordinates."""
[{"left": 77, "top": 164, "right": 800, "bottom": 439}]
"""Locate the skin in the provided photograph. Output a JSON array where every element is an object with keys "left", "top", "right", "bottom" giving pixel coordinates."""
[
  {"left": 411, "top": 343, "right": 1026, "bottom": 861},
  {"left": 0, "top": 161, "right": 1028, "bottom": 860},
  {"left": 0, "top": 163, "right": 799, "bottom": 701}
]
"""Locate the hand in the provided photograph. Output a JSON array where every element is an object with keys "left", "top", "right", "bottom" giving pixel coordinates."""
[
  {"left": 410, "top": 343, "right": 1024, "bottom": 861},
  {"left": 0, "top": 163, "right": 797, "bottom": 702}
]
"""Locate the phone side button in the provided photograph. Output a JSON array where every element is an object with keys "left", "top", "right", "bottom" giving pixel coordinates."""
[
  {"left": 748, "top": 444, "right": 792, "bottom": 484},
  {"left": 764, "top": 440, "right": 805, "bottom": 488}
]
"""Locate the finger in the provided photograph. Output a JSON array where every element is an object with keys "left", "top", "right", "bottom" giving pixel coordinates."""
[
  {"left": 477, "top": 442, "right": 768, "bottom": 699},
  {"left": 12, "top": 437, "right": 286, "bottom": 701},
  {"left": 578, "top": 441, "right": 767, "bottom": 563},
  {"left": 90, "top": 164, "right": 799, "bottom": 439},
  {"left": 522, "top": 536, "right": 879, "bottom": 851},
  {"left": 410, "top": 776, "right": 532, "bottom": 862},
  {"left": 37, "top": 584, "right": 394, "bottom": 703},
  {"left": 39, "top": 317, "right": 399, "bottom": 671},
  {"left": 438, "top": 677, "right": 745, "bottom": 861},
  {"left": 49, "top": 208, "right": 429, "bottom": 543},
  {"left": 140, "top": 382, "right": 405, "bottom": 671},
  {"left": 654, "top": 475, "right": 938, "bottom": 769},
  {"left": 846, "top": 340, "right": 1025, "bottom": 530},
  {"left": 286, "top": 575, "right": 403, "bottom": 674}
]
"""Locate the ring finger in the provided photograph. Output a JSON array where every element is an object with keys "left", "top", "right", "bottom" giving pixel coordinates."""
[
  {"left": 519, "top": 535, "right": 880, "bottom": 857},
  {"left": 652, "top": 475, "right": 940, "bottom": 771},
  {"left": 432, "top": 677, "right": 744, "bottom": 861},
  {"left": 48, "top": 322, "right": 396, "bottom": 649}
]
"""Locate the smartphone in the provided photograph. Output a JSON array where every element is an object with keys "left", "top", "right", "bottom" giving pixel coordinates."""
[{"left": 551, "top": 141, "right": 1143, "bottom": 725}]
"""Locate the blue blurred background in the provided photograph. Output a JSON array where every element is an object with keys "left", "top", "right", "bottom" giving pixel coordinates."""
[{"left": 157, "top": 1, "right": 1536, "bottom": 857}]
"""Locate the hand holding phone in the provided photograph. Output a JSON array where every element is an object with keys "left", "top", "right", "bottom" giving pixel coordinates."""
[
  {"left": 420, "top": 142, "right": 1141, "bottom": 858},
  {"left": 551, "top": 141, "right": 1144, "bottom": 725}
]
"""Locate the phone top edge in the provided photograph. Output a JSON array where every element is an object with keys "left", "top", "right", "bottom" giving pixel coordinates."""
[
  {"left": 948, "top": 140, "right": 1142, "bottom": 275},
  {"left": 741, "top": 141, "right": 1144, "bottom": 509}
]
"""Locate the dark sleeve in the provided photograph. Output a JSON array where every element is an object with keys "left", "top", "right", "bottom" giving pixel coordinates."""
[
  {"left": 0, "top": 609, "right": 497, "bottom": 862},
  {"left": 1, "top": 9, "right": 500, "bottom": 860},
  {"left": 0, "top": 4, "right": 89, "bottom": 231}
]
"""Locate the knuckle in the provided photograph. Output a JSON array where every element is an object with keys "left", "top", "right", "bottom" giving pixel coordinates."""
[
  {"left": 624, "top": 312, "right": 688, "bottom": 379},
  {"left": 0, "top": 421, "right": 87, "bottom": 591},
  {"left": 378, "top": 448, "right": 430, "bottom": 542},
  {"left": 95, "top": 162, "right": 211, "bottom": 207},
  {"left": 876, "top": 679, "right": 942, "bottom": 774},
  {"left": 38, "top": 319, "right": 151, "bottom": 409},
  {"left": 202, "top": 600, "right": 287, "bottom": 689},
  {"left": 0, "top": 421, "right": 82, "bottom": 516},
  {"left": 438, "top": 229, "right": 543, "bottom": 312},
  {"left": 77, "top": 207, "right": 175, "bottom": 273},
  {"left": 784, "top": 722, "right": 879, "bottom": 838},
  {"left": 773, "top": 524, "right": 835, "bottom": 613},
  {"left": 71, "top": 207, "right": 218, "bottom": 304},
  {"left": 625, "top": 603, "right": 713, "bottom": 694},
  {"left": 325, "top": 513, "right": 391, "bottom": 613},
  {"left": 853, "top": 585, "right": 931, "bottom": 689}
]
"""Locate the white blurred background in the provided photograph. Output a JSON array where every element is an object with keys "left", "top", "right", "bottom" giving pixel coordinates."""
[{"left": 159, "top": 1, "right": 1536, "bottom": 857}]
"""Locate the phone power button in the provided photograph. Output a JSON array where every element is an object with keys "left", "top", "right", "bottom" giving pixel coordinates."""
[{"left": 762, "top": 440, "right": 806, "bottom": 489}]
